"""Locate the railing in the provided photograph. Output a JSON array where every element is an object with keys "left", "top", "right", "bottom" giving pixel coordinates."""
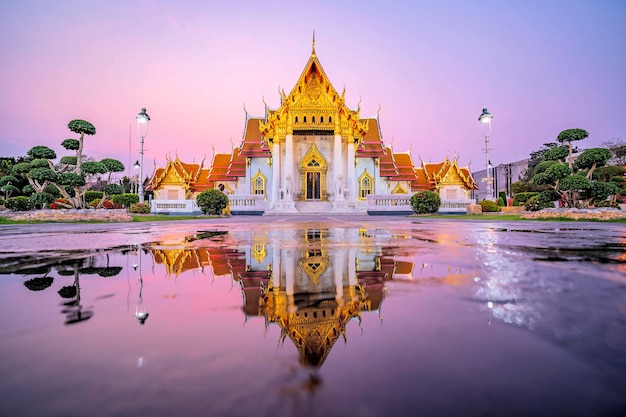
[
  {"left": 366, "top": 195, "right": 413, "bottom": 214},
  {"left": 151, "top": 196, "right": 266, "bottom": 215},
  {"left": 228, "top": 194, "right": 266, "bottom": 214},
  {"left": 366, "top": 195, "right": 476, "bottom": 214},
  {"left": 151, "top": 199, "right": 199, "bottom": 214},
  {"left": 439, "top": 199, "right": 477, "bottom": 212}
]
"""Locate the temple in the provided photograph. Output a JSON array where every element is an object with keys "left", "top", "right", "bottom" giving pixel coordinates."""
[{"left": 148, "top": 38, "right": 477, "bottom": 215}]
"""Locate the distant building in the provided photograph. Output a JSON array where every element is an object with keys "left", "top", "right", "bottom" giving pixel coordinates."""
[{"left": 472, "top": 159, "right": 529, "bottom": 200}]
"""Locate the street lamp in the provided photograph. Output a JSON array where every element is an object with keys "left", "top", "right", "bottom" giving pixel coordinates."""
[
  {"left": 478, "top": 107, "right": 494, "bottom": 200},
  {"left": 136, "top": 107, "right": 151, "bottom": 203}
]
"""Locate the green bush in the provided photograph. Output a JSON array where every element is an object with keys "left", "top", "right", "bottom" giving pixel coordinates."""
[
  {"left": 104, "top": 184, "right": 124, "bottom": 195},
  {"left": 513, "top": 192, "right": 539, "bottom": 206},
  {"left": 525, "top": 195, "right": 554, "bottom": 211},
  {"left": 497, "top": 197, "right": 505, "bottom": 207},
  {"left": 409, "top": 191, "right": 441, "bottom": 214},
  {"left": 479, "top": 199, "right": 500, "bottom": 212},
  {"left": 5, "top": 196, "right": 32, "bottom": 211},
  {"left": 85, "top": 190, "right": 104, "bottom": 203},
  {"left": 610, "top": 176, "right": 625, "bottom": 185},
  {"left": 538, "top": 189, "right": 560, "bottom": 204},
  {"left": 112, "top": 193, "right": 140, "bottom": 207},
  {"left": 129, "top": 202, "right": 150, "bottom": 214},
  {"left": 29, "top": 192, "right": 55, "bottom": 209},
  {"left": 196, "top": 189, "right": 229, "bottom": 215},
  {"left": 594, "top": 200, "right": 620, "bottom": 209}
]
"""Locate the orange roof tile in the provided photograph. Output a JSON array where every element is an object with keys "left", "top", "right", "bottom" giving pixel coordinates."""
[
  {"left": 240, "top": 118, "right": 271, "bottom": 158},
  {"left": 227, "top": 148, "right": 246, "bottom": 177},
  {"left": 379, "top": 147, "right": 398, "bottom": 177},
  {"left": 356, "top": 117, "right": 386, "bottom": 158},
  {"left": 391, "top": 153, "right": 419, "bottom": 181}
]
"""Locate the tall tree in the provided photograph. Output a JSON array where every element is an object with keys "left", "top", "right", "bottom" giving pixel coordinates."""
[{"left": 557, "top": 128, "right": 589, "bottom": 169}]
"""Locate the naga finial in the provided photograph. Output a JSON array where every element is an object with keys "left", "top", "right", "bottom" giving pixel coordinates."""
[{"left": 312, "top": 30, "right": 316, "bottom": 55}]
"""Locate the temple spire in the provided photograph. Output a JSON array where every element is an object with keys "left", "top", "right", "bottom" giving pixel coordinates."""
[{"left": 312, "top": 30, "right": 316, "bottom": 56}]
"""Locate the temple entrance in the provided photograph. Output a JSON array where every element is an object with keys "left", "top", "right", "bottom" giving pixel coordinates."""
[
  {"left": 306, "top": 171, "right": 321, "bottom": 200},
  {"left": 298, "top": 144, "right": 328, "bottom": 201}
]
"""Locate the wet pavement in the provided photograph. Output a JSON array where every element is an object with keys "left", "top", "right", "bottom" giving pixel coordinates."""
[{"left": 0, "top": 216, "right": 625, "bottom": 417}]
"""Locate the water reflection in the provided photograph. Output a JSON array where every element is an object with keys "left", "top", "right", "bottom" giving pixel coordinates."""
[
  {"left": 2, "top": 221, "right": 625, "bottom": 416},
  {"left": 14, "top": 253, "right": 127, "bottom": 325},
  {"left": 149, "top": 228, "right": 418, "bottom": 367}
]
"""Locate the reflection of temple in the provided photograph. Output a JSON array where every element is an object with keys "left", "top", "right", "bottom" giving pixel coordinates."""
[{"left": 150, "top": 228, "right": 414, "bottom": 367}]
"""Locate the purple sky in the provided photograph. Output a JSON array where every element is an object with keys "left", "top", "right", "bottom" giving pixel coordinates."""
[{"left": 1, "top": 0, "right": 624, "bottom": 177}]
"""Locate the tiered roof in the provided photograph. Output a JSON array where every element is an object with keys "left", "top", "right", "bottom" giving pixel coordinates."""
[
  {"left": 416, "top": 157, "right": 478, "bottom": 191},
  {"left": 355, "top": 117, "right": 386, "bottom": 158},
  {"left": 240, "top": 117, "right": 271, "bottom": 158}
]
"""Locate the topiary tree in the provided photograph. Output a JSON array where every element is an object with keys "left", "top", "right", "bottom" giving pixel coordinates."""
[
  {"left": 196, "top": 189, "right": 229, "bottom": 215},
  {"left": 557, "top": 128, "right": 589, "bottom": 169},
  {"left": 409, "top": 190, "right": 441, "bottom": 214},
  {"left": 13, "top": 119, "right": 125, "bottom": 209},
  {"left": 573, "top": 148, "right": 613, "bottom": 178},
  {"left": 582, "top": 181, "right": 619, "bottom": 206},
  {"left": 67, "top": 119, "right": 96, "bottom": 175},
  {"left": 543, "top": 146, "right": 569, "bottom": 162}
]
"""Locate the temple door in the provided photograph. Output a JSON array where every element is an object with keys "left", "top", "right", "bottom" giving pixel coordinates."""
[{"left": 306, "top": 171, "right": 321, "bottom": 200}]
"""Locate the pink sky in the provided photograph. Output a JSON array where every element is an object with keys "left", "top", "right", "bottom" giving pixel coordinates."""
[{"left": 1, "top": 1, "right": 624, "bottom": 178}]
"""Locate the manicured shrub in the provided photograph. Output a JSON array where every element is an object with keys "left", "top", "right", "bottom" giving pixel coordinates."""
[
  {"left": 85, "top": 190, "right": 104, "bottom": 203},
  {"left": 112, "top": 193, "right": 139, "bottom": 207},
  {"left": 497, "top": 196, "right": 505, "bottom": 207},
  {"left": 525, "top": 195, "right": 554, "bottom": 211},
  {"left": 104, "top": 184, "right": 124, "bottom": 196},
  {"left": 498, "top": 192, "right": 507, "bottom": 206},
  {"left": 129, "top": 202, "right": 150, "bottom": 214},
  {"left": 29, "top": 192, "right": 55, "bottom": 209},
  {"left": 196, "top": 189, "right": 229, "bottom": 215},
  {"left": 5, "top": 196, "right": 32, "bottom": 211},
  {"left": 479, "top": 199, "right": 500, "bottom": 212},
  {"left": 410, "top": 190, "right": 441, "bottom": 214},
  {"left": 513, "top": 192, "right": 539, "bottom": 206}
]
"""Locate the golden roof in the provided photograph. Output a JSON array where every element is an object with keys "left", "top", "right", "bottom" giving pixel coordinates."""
[{"left": 259, "top": 43, "right": 368, "bottom": 139}]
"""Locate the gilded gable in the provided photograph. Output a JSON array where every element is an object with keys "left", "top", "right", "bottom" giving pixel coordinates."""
[{"left": 162, "top": 168, "right": 185, "bottom": 185}]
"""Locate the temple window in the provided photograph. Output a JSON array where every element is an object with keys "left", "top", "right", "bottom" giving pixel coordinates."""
[
  {"left": 252, "top": 170, "right": 266, "bottom": 196},
  {"left": 329, "top": 116, "right": 332, "bottom": 123},
  {"left": 304, "top": 116, "right": 307, "bottom": 123},
  {"left": 359, "top": 171, "right": 373, "bottom": 200},
  {"left": 312, "top": 116, "right": 316, "bottom": 123},
  {"left": 295, "top": 116, "right": 299, "bottom": 123},
  {"left": 320, "top": 116, "right": 324, "bottom": 123}
]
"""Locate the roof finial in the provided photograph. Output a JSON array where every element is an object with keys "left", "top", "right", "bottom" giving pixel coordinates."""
[{"left": 312, "top": 30, "right": 316, "bottom": 56}]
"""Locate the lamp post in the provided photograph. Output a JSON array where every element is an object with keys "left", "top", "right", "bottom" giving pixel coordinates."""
[
  {"left": 136, "top": 107, "right": 150, "bottom": 203},
  {"left": 478, "top": 107, "right": 494, "bottom": 200}
]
